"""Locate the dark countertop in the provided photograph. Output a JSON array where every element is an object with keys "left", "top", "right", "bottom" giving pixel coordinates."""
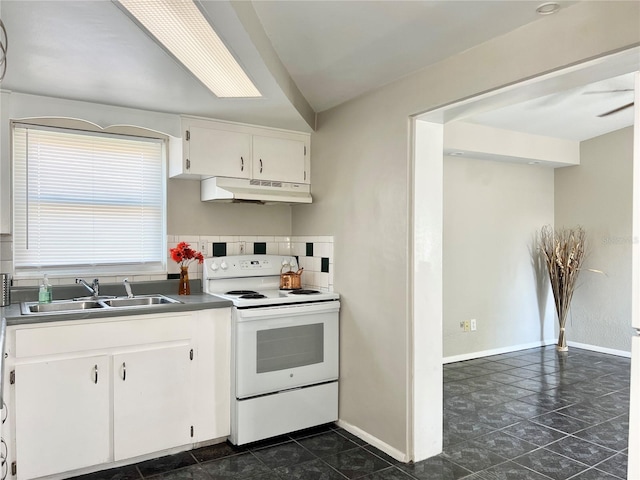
[{"left": 1, "top": 279, "right": 231, "bottom": 326}]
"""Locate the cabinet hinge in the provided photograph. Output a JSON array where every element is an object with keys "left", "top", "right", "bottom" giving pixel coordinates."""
[
  {"left": 11, "top": 461, "right": 16, "bottom": 476},
  {"left": 185, "top": 130, "right": 190, "bottom": 141},
  {"left": 304, "top": 171, "right": 306, "bottom": 181},
  {"left": 304, "top": 145, "right": 307, "bottom": 156},
  {"left": 186, "top": 159, "right": 191, "bottom": 170},
  {"left": 9, "top": 370, "right": 15, "bottom": 385},
  {"left": 190, "top": 426, "right": 194, "bottom": 438},
  {"left": 189, "top": 349, "right": 194, "bottom": 361}
]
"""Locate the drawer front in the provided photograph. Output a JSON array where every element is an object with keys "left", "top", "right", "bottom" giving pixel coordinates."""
[{"left": 15, "top": 314, "right": 192, "bottom": 358}]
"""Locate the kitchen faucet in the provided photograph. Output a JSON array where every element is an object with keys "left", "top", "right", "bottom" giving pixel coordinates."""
[
  {"left": 123, "top": 278, "right": 134, "bottom": 298},
  {"left": 76, "top": 278, "right": 99, "bottom": 298}
]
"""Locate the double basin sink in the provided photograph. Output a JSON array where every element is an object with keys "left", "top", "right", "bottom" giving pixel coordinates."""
[{"left": 21, "top": 295, "right": 182, "bottom": 315}]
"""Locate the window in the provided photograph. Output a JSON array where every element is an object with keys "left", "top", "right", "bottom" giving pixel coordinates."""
[{"left": 13, "top": 122, "right": 166, "bottom": 277}]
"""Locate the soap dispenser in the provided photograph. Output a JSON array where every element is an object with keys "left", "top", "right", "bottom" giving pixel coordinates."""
[{"left": 38, "top": 274, "right": 52, "bottom": 304}]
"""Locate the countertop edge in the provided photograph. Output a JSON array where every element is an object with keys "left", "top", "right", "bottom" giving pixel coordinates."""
[{"left": 1, "top": 293, "right": 232, "bottom": 326}]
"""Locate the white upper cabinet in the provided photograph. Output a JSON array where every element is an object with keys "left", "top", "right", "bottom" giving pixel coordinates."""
[
  {"left": 172, "top": 116, "right": 310, "bottom": 184},
  {"left": 253, "top": 135, "right": 307, "bottom": 183},
  {"left": 187, "top": 126, "right": 251, "bottom": 180}
]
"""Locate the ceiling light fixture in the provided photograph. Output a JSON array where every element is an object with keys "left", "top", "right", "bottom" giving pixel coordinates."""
[
  {"left": 116, "top": 0, "right": 261, "bottom": 98},
  {"left": 536, "top": 2, "right": 560, "bottom": 15}
]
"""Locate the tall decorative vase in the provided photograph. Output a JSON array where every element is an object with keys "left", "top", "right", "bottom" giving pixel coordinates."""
[
  {"left": 179, "top": 266, "right": 190, "bottom": 295},
  {"left": 557, "top": 323, "right": 568, "bottom": 352},
  {"left": 539, "top": 225, "right": 586, "bottom": 354}
]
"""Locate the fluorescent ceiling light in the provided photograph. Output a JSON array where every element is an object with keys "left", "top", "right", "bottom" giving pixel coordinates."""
[{"left": 117, "top": 0, "right": 261, "bottom": 98}]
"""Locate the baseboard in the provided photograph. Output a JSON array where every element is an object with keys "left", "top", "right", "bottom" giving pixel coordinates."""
[
  {"left": 567, "top": 341, "right": 631, "bottom": 358},
  {"left": 336, "top": 419, "right": 409, "bottom": 463},
  {"left": 443, "top": 339, "right": 557, "bottom": 364}
]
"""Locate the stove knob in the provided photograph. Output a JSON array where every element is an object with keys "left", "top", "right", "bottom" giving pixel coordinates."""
[
  {"left": 282, "top": 259, "right": 290, "bottom": 267},
  {"left": 210, "top": 262, "right": 219, "bottom": 271},
  {"left": 220, "top": 261, "right": 228, "bottom": 271}
]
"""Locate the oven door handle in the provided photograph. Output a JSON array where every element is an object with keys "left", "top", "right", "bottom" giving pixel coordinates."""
[{"left": 236, "top": 301, "right": 340, "bottom": 320}]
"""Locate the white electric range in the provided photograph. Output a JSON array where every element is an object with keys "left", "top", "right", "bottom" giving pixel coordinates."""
[{"left": 203, "top": 255, "right": 340, "bottom": 445}]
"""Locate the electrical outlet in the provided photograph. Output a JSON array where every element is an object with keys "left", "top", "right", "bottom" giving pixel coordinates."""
[
  {"left": 459, "top": 321, "right": 465, "bottom": 331},
  {"left": 463, "top": 320, "right": 471, "bottom": 332},
  {"left": 470, "top": 319, "right": 477, "bottom": 331},
  {"left": 239, "top": 241, "right": 246, "bottom": 254}
]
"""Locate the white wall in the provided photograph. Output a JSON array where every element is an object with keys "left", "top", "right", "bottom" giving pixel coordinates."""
[
  {"left": 293, "top": 0, "right": 639, "bottom": 460},
  {"left": 443, "top": 156, "right": 556, "bottom": 359},
  {"left": 555, "top": 127, "right": 634, "bottom": 353}
]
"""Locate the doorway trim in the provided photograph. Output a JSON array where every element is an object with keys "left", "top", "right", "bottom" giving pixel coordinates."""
[{"left": 408, "top": 46, "right": 640, "bottom": 462}]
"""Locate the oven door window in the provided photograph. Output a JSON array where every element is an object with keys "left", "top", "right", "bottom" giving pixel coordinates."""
[
  {"left": 235, "top": 304, "right": 339, "bottom": 399},
  {"left": 256, "top": 323, "right": 323, "bottom": 373}
]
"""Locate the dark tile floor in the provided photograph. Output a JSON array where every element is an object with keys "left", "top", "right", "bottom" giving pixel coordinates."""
[{"left": 71, "top": 346, "right": 631, "bottom": 480}]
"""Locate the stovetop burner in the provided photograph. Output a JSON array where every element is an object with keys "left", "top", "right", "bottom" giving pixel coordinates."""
[
  {"left": 226, "top": 290, "right": 259, "bottom": 295},
  {"left": 288, "top": 289, "right": 321, "bottom": 295},
  {"left": 240, "top": 293, "right": 267, "bottom": 299}
]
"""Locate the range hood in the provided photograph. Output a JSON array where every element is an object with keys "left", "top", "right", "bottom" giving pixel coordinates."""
[{"left": 201, "top": 177, "right": 312, "bottom": 204}]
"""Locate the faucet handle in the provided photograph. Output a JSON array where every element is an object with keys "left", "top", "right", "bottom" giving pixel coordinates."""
[{"left": 123, "top": 278, "right": 134, "bottom": 298}]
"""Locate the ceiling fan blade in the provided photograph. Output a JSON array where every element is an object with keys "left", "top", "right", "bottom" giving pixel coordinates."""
[
  {"left": 598, "top": 102, "right": 634, "bottom": 117},
  {"left": 584, "top": 89, "right": 634, "bottom": 95}
]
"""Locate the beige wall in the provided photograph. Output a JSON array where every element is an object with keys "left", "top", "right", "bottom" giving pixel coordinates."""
[
  {"left": 168, "top": 179, "right": 291, "bottom": 236},
  {"left": 293, "top": 1, "right": 640, "bottom": 458},
  {"left": 555, "top": 127, "right": 634, "bottom": 352},
  {"left": 443, "top": 157, "right": 556, "bottom": 358}
]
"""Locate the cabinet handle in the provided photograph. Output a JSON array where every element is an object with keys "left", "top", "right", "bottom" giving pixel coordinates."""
[
  {"left": 240, "top": 156, "right": 244, "bottom": 172},
  {"left": 94, "top": 364, "right": 98, "bottom": 384},
  {"left": 259, "top": 159, "right": 263, "bottom": 173},
  {"left": 122, "top": 362, "right": 126, "bottom": 381}
]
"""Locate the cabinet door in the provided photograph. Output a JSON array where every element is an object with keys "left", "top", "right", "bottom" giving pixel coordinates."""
[
  {"left": 113, "top": 345, "right": 192, "bottom": 460},
  {"left": 15, "top": 356, "right": 110, "bottom": 480},
  {"left": 187, "top": 126, "right": 251, "bottom": 178},
  {"left": 253, "top": 135, "right": 307, "bottom": 183}
]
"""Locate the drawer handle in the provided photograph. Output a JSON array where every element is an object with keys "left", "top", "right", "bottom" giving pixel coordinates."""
[
  {"left": 122, "top": 362, "right": 126, "bottom": 381},
  {"left": 94, "top": 364, "right": 98, "bottom": 384}
]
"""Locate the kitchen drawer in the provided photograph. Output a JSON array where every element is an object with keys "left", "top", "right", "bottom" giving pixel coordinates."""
[{"left": 14, "top": 313, "right": 192, "bottom": 358}]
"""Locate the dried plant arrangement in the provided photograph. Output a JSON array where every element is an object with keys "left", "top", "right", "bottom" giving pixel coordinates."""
[{"left": 539, "top": 225, "right": 586, "bottom": 352}]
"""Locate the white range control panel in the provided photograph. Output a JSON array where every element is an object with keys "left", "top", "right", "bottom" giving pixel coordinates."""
[{"left": 204, "top": 255, "right": 298, "bottom": 279}]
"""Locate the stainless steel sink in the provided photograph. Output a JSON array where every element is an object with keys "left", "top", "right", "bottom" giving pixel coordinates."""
[
  {"left": 102, "top": 296, "right": 181, "bottom": 307},
  {"left": 21, "top": 300, "right": 105, "bottom": 314},
  {"left": 20, "top": 295, "right": 182, "bottom": 315}
]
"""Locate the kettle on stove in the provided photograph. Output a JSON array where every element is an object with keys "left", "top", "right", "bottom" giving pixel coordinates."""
[{"left": 280, "top": 264, "right": 303, "bottom": 290}]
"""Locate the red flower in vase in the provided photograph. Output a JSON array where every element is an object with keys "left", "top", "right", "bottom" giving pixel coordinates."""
[{"left": 170, "top": 242, "right": 204, "bottom": 269}]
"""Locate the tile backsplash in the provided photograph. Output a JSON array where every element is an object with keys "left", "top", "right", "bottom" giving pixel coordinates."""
[
  {"left": 4, "top": 233, "right": 335, "bottom": 292},
  {"left": 168, "top": 235, "right": 335, "bottom": 291}
]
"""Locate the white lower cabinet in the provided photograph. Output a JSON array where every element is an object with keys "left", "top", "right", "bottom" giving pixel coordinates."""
[
  {"left": 113, "top": 346, "right": 192, "bottom": 460},
  {"left": 15, "top": 356, "right": 111, "bottom": 480},
  {"left": 4, "top": 308, "right": 231, "bottom": 480}
]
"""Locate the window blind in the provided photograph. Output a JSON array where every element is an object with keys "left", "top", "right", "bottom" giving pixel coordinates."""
[{"left": 13, "top": 124, "right": 166, "bottom": 275}]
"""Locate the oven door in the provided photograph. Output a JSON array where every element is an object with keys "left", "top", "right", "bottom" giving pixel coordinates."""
[{"left": 234, "top": 301, "right": 339, "bottom": 399}]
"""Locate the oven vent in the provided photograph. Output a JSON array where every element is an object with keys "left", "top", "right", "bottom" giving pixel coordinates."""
[
  {"left": 249, "top": 180, "right": 284, "bottom": 188},
  {"left": 202, "top": 177, "right": 312, "bottom": 204}
]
